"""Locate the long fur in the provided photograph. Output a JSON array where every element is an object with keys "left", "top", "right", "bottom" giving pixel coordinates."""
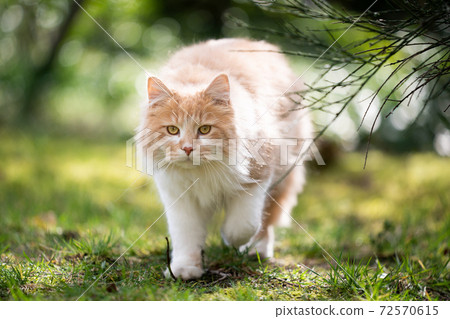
[{"left": 138, "top": 38, "right": 312, "bottom": 280}]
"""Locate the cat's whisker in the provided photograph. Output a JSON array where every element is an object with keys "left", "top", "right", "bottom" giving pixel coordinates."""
[{"left": 211, "top": 160, "right": 249, "bottom": 193}]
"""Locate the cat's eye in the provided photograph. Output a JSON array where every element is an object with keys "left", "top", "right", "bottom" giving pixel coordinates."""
[
  {"left": 167, "top": 126, "right": 179, "bottom": 135},
  {"left": 198, "top": 125, "right": 211, "bottom": 135}
]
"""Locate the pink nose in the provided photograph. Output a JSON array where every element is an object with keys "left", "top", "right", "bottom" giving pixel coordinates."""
[{"left": 182, "top": 146, "right": 193, "bottom": 156}]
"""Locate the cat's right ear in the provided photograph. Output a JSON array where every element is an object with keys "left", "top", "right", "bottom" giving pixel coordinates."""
[{"left": 147, "top": 77, "right": 172, "bottom": 104}]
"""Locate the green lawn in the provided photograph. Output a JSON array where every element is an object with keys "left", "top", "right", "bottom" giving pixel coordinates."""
[{"left": 0, "top": 128, "right": 448, "bottom": 300}]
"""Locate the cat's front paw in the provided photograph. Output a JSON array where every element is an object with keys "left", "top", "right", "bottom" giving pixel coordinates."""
[
  {"left": 221, "top": 223, "right": 260, "bottom": 248},
  {"left": 164, "top": 264, "right": 203, "bottom": 280}
]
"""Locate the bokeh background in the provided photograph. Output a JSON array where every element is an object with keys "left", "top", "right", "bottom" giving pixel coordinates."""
[{"left": 1, "top": 0, "right": 448, "bottom": 153}]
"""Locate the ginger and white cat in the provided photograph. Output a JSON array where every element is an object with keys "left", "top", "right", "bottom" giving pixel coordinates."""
[{"left": 138, "top": 38, "right": 312, "bottom": 280}]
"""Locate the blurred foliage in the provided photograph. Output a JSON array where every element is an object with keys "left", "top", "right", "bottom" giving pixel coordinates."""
[
  {"left": 239, "top": 0, "right": 450, "bottom": 155},
  {"left": 0, "top": 0, "right": 274, "bottom": 135},
  {"left": 0, "top": 0, "right": 448, "bottom": 154},
  {"left": 0, "top": 0, "right": 242, "bottom": 134}
]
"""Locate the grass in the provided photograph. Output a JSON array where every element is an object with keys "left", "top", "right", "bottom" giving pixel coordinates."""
[{"left": 0, "top": 128, "right": 448, "bottom": 300}]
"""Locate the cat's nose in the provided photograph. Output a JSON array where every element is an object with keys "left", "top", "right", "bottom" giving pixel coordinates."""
[{"left": 182, "top": 146, "right": 193, "bottom": 156}]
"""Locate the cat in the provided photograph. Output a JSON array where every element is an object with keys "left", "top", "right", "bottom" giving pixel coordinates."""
[{"left": 138, "top": 38, "right": 312, "bottom": 280}]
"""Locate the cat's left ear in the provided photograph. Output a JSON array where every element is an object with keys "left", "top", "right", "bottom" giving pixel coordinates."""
[{"left": 204, "top": 74, "right": 230, "bottom": 105}]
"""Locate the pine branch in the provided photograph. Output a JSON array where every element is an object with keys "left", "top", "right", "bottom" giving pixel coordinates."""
[{"left": 249, "top": 0, "right": 449, "bottom": 147}]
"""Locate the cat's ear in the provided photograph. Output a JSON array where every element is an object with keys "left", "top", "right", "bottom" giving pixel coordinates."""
[
  {"left": 204, "top": 74, "right": 230, "bottom": 105},
  {"left": 147, "top": 77, "right": 172, "bottom": 104}
]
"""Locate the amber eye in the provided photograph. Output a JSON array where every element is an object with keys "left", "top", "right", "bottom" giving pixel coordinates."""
[
  {"left": 167, "top": 126, "right": 179, "bottom": 135},
  {"left": 198, "top": 125, "right": 211, "bottom": 135}
]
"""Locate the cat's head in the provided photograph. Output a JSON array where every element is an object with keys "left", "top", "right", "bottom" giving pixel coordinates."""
[{"left": 141, "top": 74, "right": 236, "bottom": 169}]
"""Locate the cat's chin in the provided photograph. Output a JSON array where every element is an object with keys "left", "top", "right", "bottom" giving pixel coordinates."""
[
  {"left": 169, "top": 158, "right": 217, "bottom": 170},
  {"left": 170, "top": 158, "right": 197, "bottom": 169}
]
